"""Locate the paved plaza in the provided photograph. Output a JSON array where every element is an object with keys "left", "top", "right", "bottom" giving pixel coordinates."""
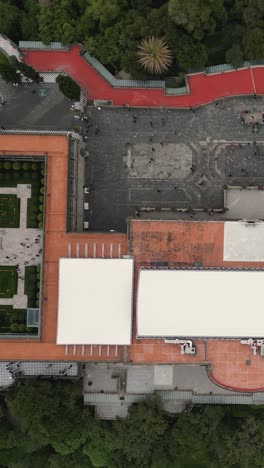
[
  {"left": 0, "top": 79, "right": 75, "bottom": 130},
  {"left": 83, "top": 96, "right": 264, "bottom": 231},
  {"left": 0, "top": 361, "right": 79, "bottom": 388}
]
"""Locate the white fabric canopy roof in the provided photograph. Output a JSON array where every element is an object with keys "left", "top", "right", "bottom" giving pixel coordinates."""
[
  {"left": 57, "top": 258, "right": 133, "bottom": 345},
  {"left": 137, "top": 269, "right": 264, "bottom": 338}
]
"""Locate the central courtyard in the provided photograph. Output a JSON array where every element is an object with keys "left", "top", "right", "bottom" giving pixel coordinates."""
[
  {"left": 83, "top": 96, "right": 264, "bottom": 231},
  {"left": 0, "top": 159, "right": 45, "bottom": 335}
]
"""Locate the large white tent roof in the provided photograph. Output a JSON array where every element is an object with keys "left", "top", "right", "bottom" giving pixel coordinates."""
[
  {"left": 137, "top": 269, "right": 264, "bottom": 338},
  {"left": 57, "top": 258, "right": 133, "bottom": 345}
]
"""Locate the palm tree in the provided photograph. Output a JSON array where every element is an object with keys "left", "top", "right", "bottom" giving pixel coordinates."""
[{"left": 137, "top": 37, "right": 172, "bottom": 75}]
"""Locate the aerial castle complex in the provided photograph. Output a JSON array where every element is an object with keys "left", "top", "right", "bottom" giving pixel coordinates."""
[{"left": 1, "top": 35, "right": 264, "bottom": 417}]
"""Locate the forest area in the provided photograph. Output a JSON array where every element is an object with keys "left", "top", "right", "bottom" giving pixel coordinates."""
[
  {"left": 0, "top": 379, "right": 264, "bottom": 468},
  {"left": 0, "top": 0, "right": 264, "bottom": 78}
]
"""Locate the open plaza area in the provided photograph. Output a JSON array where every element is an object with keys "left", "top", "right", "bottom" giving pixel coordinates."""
[{"left": 84, "top": 96, "right": 264, "bottom": 231}]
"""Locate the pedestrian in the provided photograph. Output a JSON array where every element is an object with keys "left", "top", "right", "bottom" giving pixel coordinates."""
[
  {"left": 150, "top": 121, "right": 153, "bottom": 127},
  {"left": 161, "top": 118, "right": 165, "bottom": 125}
]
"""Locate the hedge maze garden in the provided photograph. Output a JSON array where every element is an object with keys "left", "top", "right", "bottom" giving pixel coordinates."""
[{"left": 0, "top": 158, "right": 45, "bottom": 335}]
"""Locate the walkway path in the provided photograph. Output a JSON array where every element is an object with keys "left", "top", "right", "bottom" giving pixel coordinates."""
[{"left": 21, "top": 44, "right": 263, "bottom": 108}]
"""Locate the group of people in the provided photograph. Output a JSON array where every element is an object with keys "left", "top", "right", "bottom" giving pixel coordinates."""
[{"left": 6, "top": 362, "right": 23, "bottom": 380}]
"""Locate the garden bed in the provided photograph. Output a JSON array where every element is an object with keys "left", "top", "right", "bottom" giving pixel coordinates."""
[
  {"left": 24, "top": 265, "right": 41, "bottom": 308},
  {"left": 0, "top": 266, "right": 17, "bottom": 298},
  {"left": 0, "top": 159, "right": 45, "bottom": 228},
  {"left": 0, "top": 305, "right": 36, "bottom": 334},
  {"left": 0, "top": 194, "right": 20, "bottom": 228}
]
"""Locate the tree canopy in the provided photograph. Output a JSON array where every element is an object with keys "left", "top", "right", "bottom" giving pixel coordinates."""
[
  {"left": 1, "top": 379, "right": 264, "bottom": 467},
  {"left": 0, "top": 0, "right": 264, "bottom": 78}
]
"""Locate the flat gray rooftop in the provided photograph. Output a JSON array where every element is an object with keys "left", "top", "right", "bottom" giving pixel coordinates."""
[{"left": 225, "top": 187, "right": 264, "bottom": 219}]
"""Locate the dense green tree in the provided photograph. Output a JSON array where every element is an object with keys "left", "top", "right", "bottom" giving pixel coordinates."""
[
  {"left": 21, "top": 0, "right": 41, "bottom": 40},
  {"left": 243, "top": 0, "right": 264, "bottom": 28},
  {"left": 176, "top": 35, "right": 208, "bottom": 70},
  {"left": 8, "top": 56, "right": 41, "bottom": 83},
  {"left": 168, "top": 0, "right": 227, "bottom": 40},
  {"left": 83, "top": 422, "right": 113, "bottom": 467},
  {"left": 220, "top": 415, "right": 264, "bottom": 467},
  {"left": 0, "top": 0, "right": 21, "bottom": 39},
  {"left": 38, "top": 0, "right": 78, "bottom": 44},
  {"left": 85, "top": 0, "right": 123, "bottom": 28},
  {"left": 108, "top": 398, "right": 168, "bottom": 467},
  {"left": 225, "top": 44, "right": 244, "bottom": 67},
  {"left": 243, "top": 28, "right": 264, "bottom": 59},
  {"left": 169, "top": 406, "right": 226, "bottom": 466},
  {"left": 5, "top": 380, "right": 91, "bottom": 452},
  {"left": 48, "top": 452, "right": 93, "bottom": 468},
  {"left": 0, "top": 62, "right": 21, "bottom": 84},
  {"left": 56, "top": 74, "right": 80, "bottom": 100}
]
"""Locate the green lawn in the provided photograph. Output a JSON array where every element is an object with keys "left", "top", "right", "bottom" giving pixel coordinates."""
[
  {"left": 0, "top": 194, "right": 20, "bottom": 228},
  {"left": 0, "top": 266, "right": 17, "bottom": 298}
]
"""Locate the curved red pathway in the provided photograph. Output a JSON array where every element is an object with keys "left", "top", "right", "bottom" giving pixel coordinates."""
[{"left": 21, "top": 44, "right": 263, "bottom": 107}]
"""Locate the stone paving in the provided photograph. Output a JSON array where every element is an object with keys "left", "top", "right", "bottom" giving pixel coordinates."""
[
  {"left": 0, "top": 79, "right": 75, "bottom": 130},
  {"left": 0, "top": 184, "right": 43, "bottom": 309},
  {"left": 83, "top": 96, "right": 264, "bottom": 231},
  {"left": 0, "top": 361, "right": 79, "bottom": 388}
]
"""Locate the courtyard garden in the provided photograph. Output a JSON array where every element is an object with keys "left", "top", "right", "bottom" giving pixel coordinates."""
[
  {"left": 0, "top": 194, "right": 20, "bottom": 227},
  {"left": 0, "top": 159, "right": 45, "bottom": 228},
  {"left": 0, "top": 266, "right": 37, "bottom": 334},
  {"left": 0, "top": 305, "right": 35, "bottom": 334},
  {"left": 0, "top": 158, "right": 43, "bottom": 336},
  {"left": 0, "top": 266, "right": 17, "bottom": 298}
]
